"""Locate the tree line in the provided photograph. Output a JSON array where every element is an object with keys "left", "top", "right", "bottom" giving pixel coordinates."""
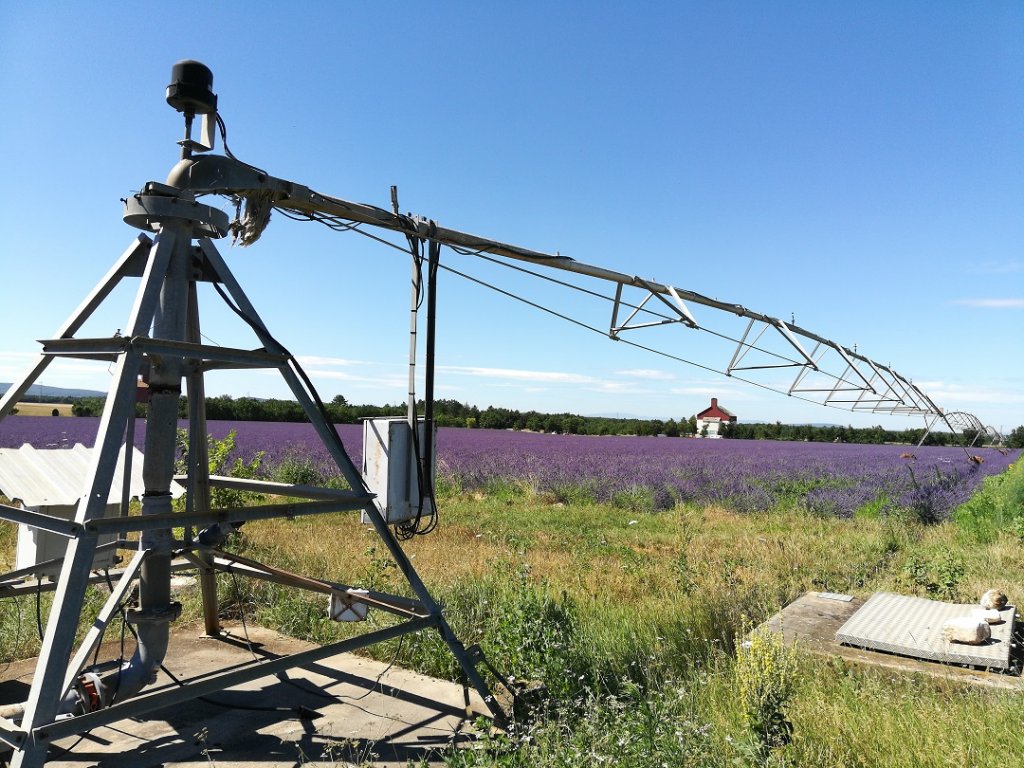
[{"left": 64, "top": 393, "right": 1023, "bottom": 448}]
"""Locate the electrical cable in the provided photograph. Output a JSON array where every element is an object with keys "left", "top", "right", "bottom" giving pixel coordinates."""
[
  {"left": 214, "top": 554, "right": 408, "bottom": 701},
  {"left": 34, "top": 576, "right": 43, "bottom": 643},
  {"left": 214, "top": 113, "right": 268, "bottom": 177},
  {"left": 44, "top": 732, "right": 90, "bottom": 760},
  {"left": 343, "top": 222, "right": 949, "bottom": 421},
  {"left": 437, "top": 259, "right": 878, "bottom": 411},
  {"left": 306, "top": 212, "right": 954, "bottom": 422},
  {"left": 154, "top": 568, "right": 403, "bottom": 717},
  {"left": 100, "top": 568, "right": 135, "bottom": 707},
  {"left": 408, "top": 239, "right": 440, "bottom": 538},
  {"left": 208, "top": 231, "right": 450, "bottom": 531},
  {"left": 229, "top": 569, "right": 259, "bottom": 662},
  {"left": 208, "top": 280, "right": 355, "bottom": 494},
  {"left": 274, "top": 192, "right": 985, "bottom": 448},
  {"left": 278, "top": 209, "right": 852, "bottom": 412},
  {"left": 46, "top": 568, "right": 132, "bottom": 763}
]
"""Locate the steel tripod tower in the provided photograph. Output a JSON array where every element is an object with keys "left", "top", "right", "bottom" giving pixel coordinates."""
[{"left": 0, "top": 62, "right": 500, "bottom": 767}]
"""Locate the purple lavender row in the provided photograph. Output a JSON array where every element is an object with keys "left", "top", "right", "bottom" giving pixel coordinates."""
[{"left": 2, "top": 416, "right": 1018, "bottom": 519}]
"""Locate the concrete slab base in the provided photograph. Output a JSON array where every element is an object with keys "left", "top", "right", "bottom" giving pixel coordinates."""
[
  {"left": 762, "top": 592, "right": 1024, "bottom": 691},
  {"left": 0, "top": 623, "right": 488, "bottom": 767}
]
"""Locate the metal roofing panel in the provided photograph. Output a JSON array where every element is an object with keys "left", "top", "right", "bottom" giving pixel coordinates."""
[
  {"left": 835, "top": 591, "right": 1016, "bottom": 670},
  {"left": 0, "top": 444, "right": 183, "bottom": 508}
]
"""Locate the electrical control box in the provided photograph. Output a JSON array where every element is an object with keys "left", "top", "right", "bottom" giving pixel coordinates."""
[{"left": 361, "top": 417, "right": 436, "bottom": 524}]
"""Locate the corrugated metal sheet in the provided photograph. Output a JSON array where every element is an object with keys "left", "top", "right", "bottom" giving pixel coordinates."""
[{"left": 0, "top": 443, "right": 184, "bottom": 507}]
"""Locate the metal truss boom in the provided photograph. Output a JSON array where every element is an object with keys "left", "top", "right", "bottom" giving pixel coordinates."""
[{"left": 166, "top": 154, "right": 1000, "bottom": 442}]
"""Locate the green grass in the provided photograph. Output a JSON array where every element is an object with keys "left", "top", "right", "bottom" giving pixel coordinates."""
[
  {"left": 201, "top": 457, "right": 1024, "bottom": 766},
  {"left": 2, "top": 458, "right": 1022, "bottom": 766}
]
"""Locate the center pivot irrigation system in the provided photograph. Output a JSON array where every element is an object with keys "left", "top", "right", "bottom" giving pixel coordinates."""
[{"left": 0, "top": 61, "right": 1002, "bottom": 765}]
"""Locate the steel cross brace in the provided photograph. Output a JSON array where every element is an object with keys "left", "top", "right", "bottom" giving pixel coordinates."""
[{"left": 609, "top": 279, "right": 697, "bottom": 337}]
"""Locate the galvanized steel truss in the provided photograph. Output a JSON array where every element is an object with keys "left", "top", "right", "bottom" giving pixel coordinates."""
[{"left": 163, "top": 152, "right": 1000, "bottom": 443}]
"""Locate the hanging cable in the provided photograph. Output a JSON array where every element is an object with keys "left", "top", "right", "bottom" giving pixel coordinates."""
[
  {"left": 34, "top": 576, "right": 44, "bottom": 643},
  {"left": 262, "top": 198, "right": 990, "bottom": 453},
  {"left": 398, "top": 233, "right": 440, "bottom": 539},
  {"left": 208, "top": 281, "right": 370, "bottom": 499}
]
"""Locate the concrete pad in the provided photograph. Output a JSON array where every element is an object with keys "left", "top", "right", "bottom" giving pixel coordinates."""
[
  {"left": 762, "top": 592, "right": 1024, "bottom": 691},
  {"left": 1, "top": 623, "right": 488, "bottom": 767}
]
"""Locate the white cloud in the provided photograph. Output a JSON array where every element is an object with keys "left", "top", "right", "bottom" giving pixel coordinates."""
[
  {"left": 294, "top": 355, "right": 367, "bottom": 367},
  {"left": 669, "top": 384, "right": 752, "bottom": 399},
  {"left": 952, "top": 298, "right": 1024, "bottom": 309},
  {"left": 969, "top": 261, "right": 1023, "bottom": 275},
  {"left": 914, "top": 380, "right": 1024, "bottom": 406},
  {"left": 615, "top": 368, "right": 674, "bottom": 381},
  {"left": 590, "top": 381, "right": 655, "bottom": 394},
  {"left": 286, "top": 367, "right": 406, "bottom": 389},
  {"left": 0, "top": 351, "right": 35, "bottom": 364},
  {"left": 439, "top": 365, "right": 596, "bottom": 384}
]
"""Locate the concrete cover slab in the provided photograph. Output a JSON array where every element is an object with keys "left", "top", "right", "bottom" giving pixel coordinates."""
[
  {"left": 836, "top": 592, "right": 1016, "bottom": 670},
  {"left": 0, "top": 623, "right": 488, "bottom": 767}
]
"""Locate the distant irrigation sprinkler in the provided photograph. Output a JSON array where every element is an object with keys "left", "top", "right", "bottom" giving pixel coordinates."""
[{"left": 0, "top": 60, "right": 1003, "bottom": 766}]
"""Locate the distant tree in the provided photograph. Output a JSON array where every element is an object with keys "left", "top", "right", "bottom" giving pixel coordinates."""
[
  {"left": 700, "top": 424, "right": 709, "bottom": 438},
  {"left": 1006, "top": 425, "right": 1024, "bottom": 449},
  {"left": 543, "top": 415, "right": 562, "bottom": 434},
  {"left": 864, "top": 425, "right": 886, "bottom": 444},
  {"left": 525, "top": 411, "right": 544, "bottom": 432},
  {"left": 72, "top": 397, "right": 106, "bottom": 417},
  {"left": 686, "top": 415, "right": 698, "bottom": 435},
  {"left": 561, "top": 414, "right": 586, "bottom": 434}
]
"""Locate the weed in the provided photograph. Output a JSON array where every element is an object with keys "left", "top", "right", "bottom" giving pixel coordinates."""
[
  {"left": 273, "top": 452, "right": 326, "bottom": 486},
  {"left": 611, "top": 485, "right": 656, "bottom": 513},
  {"left": 174, "top": 428, "right": 265, "bottom": 508},
  {"left": 194, "top": 727, "right": 218, "bottom": 766},
  {"left": 735, "top": 628, "right": 797, "bottom": 762},
  {"left": 900, "top": 551, "right": 965, "bottom": 600}
]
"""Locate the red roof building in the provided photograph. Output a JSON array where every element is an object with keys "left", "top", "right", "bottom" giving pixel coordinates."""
[{"left": 695, "top": 397, "right": 737, "bottom": 438}]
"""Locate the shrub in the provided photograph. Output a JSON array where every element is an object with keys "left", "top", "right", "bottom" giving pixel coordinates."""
[
  {"left": 174, "top": 428, "right": 265, "bottom": 508},
  {"left": 272, "top": 452, "right": 326, "bottom": 487}
]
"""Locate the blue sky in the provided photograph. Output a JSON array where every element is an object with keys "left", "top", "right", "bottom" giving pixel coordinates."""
[{"left": 1, "top": 2, "right": 1021, "bottom": 433}]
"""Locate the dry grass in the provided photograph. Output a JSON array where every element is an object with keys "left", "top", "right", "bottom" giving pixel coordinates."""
[
  {"left": 12, "top": 402, "right": 74, "bottom": 416},
  {"left": 238, "top": 498, "right": 923, "bottom": 625}
]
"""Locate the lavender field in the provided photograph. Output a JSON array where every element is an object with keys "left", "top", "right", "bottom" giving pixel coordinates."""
[{"left": 2, "top": 415, "right": 1018, "bottom": 520}]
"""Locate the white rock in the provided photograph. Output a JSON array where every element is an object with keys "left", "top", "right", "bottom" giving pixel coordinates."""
[
  {"left": 942, "top": 617, "right": 991, "bottom": 645},
  {"left": 970, "top": 608, "right": 1003, "bottom": 625},
  {"left": 980, "top": 589, "right": 1008, "bottom": 610}
]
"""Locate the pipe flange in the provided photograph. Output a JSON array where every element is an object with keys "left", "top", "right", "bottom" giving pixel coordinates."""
[
  {"left": 125, "top": 601, "right": 183, "bottom": 625},
  {"left": 123, "top": 193, "right": 229, "bottom": 238}
]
